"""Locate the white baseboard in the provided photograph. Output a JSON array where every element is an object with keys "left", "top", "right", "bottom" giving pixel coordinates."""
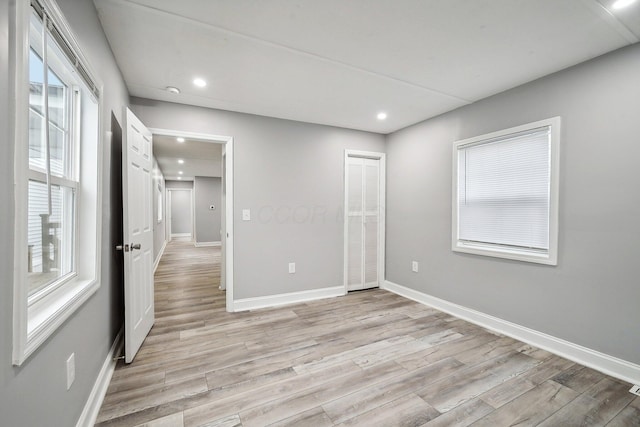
[
  {"left": 194, "top": 241, "right": 221, "bottom": 247},
  {"left": 153, "top": 240, "right": 167, "bottom": 273},
  {"left": 76, "top": 328, "right": 123, "bottom": 427},
  {"left": 234, "top": 286, "right": 345, "bottom": 312},
  {"left": 170, "top": 233, "right": 191, "bottom": 238},
  {"left": 382, "top": 280, "right": 640, "bottom": 385}
]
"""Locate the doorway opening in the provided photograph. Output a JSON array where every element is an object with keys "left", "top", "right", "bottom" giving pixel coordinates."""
[
  {"left": 150, "top": 128, "right": 234, "bottom": 312},
  {"left": 166, "top": 187, "right": 194, "bottom": 241}
]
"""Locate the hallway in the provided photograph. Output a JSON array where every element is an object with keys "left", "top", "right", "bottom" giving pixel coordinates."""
[{"left": 97, "top": 239, "right": 225, "bottom": 425}]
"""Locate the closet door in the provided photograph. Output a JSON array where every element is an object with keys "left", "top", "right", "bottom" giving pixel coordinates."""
[
  {"left": 363, "top": 159, "right": 380, "bottom": 288},
  {"left": 347, "top": 157, "right": 364, "bottom": 291},
  {"left": 346, "top": 155, "right": 380, "bottom": 291}
]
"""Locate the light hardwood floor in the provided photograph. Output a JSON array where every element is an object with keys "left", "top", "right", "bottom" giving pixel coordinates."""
[{"left": 96, "top": 240, "right": 639, "bottom": 426}]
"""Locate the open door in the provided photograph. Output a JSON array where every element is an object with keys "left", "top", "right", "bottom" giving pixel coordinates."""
[{"left": 121, "top": 108, "right": 154, "bottom": 363}]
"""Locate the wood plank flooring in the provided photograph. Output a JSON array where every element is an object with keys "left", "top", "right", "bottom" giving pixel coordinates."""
[{"left": 96, "top": 240, "right": 639, "bottom": 426}]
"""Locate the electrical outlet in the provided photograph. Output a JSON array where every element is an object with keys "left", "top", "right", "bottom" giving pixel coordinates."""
[
  {"left": 66, "top": 353, "right": 75, "bottom": 390},
  {"left": 288, "top": 262, "right": 295, "bottom": 274},
  {"left": 630, "top": 384, "right": 640, "bottom": 396},
  {"left": 412, "top": 261, "right": 419, "bottom": 273}
]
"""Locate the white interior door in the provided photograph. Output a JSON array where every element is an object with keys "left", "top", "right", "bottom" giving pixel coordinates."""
[
  {"left": 345, "top": 153, "right": 384, "bottom": 291},
  {"left": 122, "top": 108, "right": 154, "bottom": 363}
]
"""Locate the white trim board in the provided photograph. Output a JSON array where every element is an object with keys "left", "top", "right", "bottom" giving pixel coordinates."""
[
  {"left": 234, "top": 286, "right": 345, "bottom": 312},
  {"left": 170, "top": 233, "right": 192, "bottom": 238},
  {"left": 382, "top": 280, "right": 640, "bottom": 385},
  {"left": 153, "top": 239, "right": 167, "bottom": 274},
  {"left": 76, "top": 329, "right": 123, "bottom": 427},
  {"left": 194, "top": 241, "right": 221, "bottom": 247}
]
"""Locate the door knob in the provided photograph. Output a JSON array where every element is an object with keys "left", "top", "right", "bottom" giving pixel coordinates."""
[
  {"left": 116, "top": 244, "right": 129, "bottom": 252},
  {"left": 130, "top": 243, "right": 141, "bottom": 250}
]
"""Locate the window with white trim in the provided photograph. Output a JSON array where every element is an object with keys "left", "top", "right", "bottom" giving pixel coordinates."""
[
  {"left": 13, "top": 0, "right": 102, "bottom": 365},
  {"left": 452, "top": 117, "right": 560, "bottom": 265}
]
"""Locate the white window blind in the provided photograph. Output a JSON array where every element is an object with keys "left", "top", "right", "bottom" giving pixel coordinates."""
[
  {"left": 452, "top": 117, "right": 560, "bottom": 265},
  {"left": 458, "top": 128, "right": 550, "bottom": 250}
]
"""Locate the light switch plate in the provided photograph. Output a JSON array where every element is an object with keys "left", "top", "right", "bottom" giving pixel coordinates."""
[
  {"left": 288, "top": 262, "right": 295, "bottom": 274},
  {"left": 412, "top": 261, "right": 419, "bottom": 273},
  {"left": 242, "top": 209, "right": 251, "bottom": 221}
]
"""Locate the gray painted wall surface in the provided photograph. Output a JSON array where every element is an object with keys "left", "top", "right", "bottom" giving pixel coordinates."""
[
  {"left": 0, "top": 0, "right": 129, "bottom": 426},
  {"left": 170, "top": 189, "right": 193, "bottom": 235},
  {"left": 385, "top": 44, "right": 640, "bottom": 365},
  {"left": 194, "top": 176, "right": 222, "bottom": 243},
  {"left": 166, "top": 180, "right": 194, "bottom": 189},
  {"left": 131, "top": 98, "right": 386, "bottom": 299},
  {"left": 152, "top": 156, "right": 166, "bottom": 262}
]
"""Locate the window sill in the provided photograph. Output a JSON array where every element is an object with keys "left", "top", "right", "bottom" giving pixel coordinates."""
[
  {"left": 453, "top": 241, "right": 557, "bottom": 266},
  {"left": 18, "top": 277, "right": 99, "bottom": 364}
]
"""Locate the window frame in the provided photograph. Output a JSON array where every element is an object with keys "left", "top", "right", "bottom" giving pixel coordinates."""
[
  {"left": 12, "top": 0, "right": 104, "bottom": 365},
  {"left": 451, "top": 117, "right": 561, "bottom": 265},
  {"left": 27, "top": 21, "right": 80, "bottom": 300}
]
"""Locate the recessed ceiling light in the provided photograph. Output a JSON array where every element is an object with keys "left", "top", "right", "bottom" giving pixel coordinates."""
[
  {"left": 178, "top": 171, "right": 183, "bottom": 175},
  {"left": 193, "top": 78, "right": 207, "bottom": 88},
  {"left": 165, "top": 86, "right": 180, "bottom": 94},
  {"left": 176, "top": 137, "right": 185, "bottom": 143},
  {"left": 612, "top": 0, "right": 636, "bottom": 9},
  {"left": 178, "top": 159, "right": 184, "bottom": 164},
  {"left": 377, "top": 112, "right": 388, "bottom": 120}
]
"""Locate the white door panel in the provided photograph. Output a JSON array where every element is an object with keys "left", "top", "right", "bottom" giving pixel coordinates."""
[
  {"left": 123, "top": 108, "right": 154, "bottom": 363},
  {"left": 345, "top": 153, "right": 384, "bottom": 292}
]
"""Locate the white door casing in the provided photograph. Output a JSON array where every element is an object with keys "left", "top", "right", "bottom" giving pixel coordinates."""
[
  {"left": 147, "top": 128, "right": 234, "bottom": 312},
  {"left": 344, "top": 150, "right": 386, "bottom": 292},
  {"left": 122, "top": 108, "right": 155, "bottom": 363},
  {"left": 220, "top": 150, "right": 227, "bottom": 290},
  {"left": 166, "top": 190, "right": 172, "bottom": 241}
]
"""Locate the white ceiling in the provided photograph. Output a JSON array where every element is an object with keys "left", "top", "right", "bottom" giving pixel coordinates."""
[
  {"left": 95, "top": 0, "right": 639, "bottom": 134},
  {"left": 153, "top": 134, "right": 222, "bottom": 180}
]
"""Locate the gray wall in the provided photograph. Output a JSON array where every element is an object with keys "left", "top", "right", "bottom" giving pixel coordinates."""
[
  {"left": 194, "top": 176, "right": 222, "bottom": 243},
  {"left": 0, "top": 0, "right": 129, "bottom": 426},
  {"left": 166, "top": 180, "right": 194, "bottom": 189},
  {"left": 152, "top": 156, "right": 166, "bottom": 262},
  {"left": 131, "top": 98, "right": 386, "bottom": 299},
  {"left": 385, "top": 43, "right": 640, "bottom": 365}
]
